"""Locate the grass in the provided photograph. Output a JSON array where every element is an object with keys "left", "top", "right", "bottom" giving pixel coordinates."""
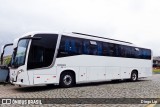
[
  {"left": 0, "top": 55, "right": 11, "bottom": 65},
  {"left": 153, "top": 68, "right": 160, "bottom": 73}
]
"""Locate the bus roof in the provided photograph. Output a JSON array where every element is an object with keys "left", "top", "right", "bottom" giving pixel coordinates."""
[
  {"left": 72, "top": 32, "right": 133, "bottom": 44},
  {"left": 15, "top": 31, "right": 135, "bottom": 47}
]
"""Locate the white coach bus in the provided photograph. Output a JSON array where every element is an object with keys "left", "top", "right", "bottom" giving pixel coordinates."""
[{"left": 10, "top": 32, "right": 152, "bottom": 87}]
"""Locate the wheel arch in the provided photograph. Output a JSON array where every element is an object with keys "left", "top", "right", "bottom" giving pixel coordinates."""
[
  {"left": 59, "top": 69, "right": 76, "bottom": 83},
  {"left": 130, "top": 69, "right": 138, "bottom": 81},
  {"left": 131, "top": 69, "right": 138, "bottom": 76}
]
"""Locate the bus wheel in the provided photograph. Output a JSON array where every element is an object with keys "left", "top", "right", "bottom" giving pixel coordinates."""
[
  {"left": 60, "top": 72, "right": 75, "bottom": 88},
  {"left": 130, "top": 71, "right": 138, "bottom": 82}
]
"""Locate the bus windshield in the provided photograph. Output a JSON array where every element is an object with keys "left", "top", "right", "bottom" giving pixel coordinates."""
[{"left": 11, "top": 39, "right": 29, "bottom": 68}]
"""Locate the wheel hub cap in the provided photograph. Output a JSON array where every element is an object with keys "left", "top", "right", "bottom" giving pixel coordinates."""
[{"left": 63, "top": 75, "right": 72, "bottom": 85}]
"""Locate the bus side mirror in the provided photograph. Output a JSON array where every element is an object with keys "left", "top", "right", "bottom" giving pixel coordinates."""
[{"left": 1, "top": 46, "right": 4, "bottom": 54}]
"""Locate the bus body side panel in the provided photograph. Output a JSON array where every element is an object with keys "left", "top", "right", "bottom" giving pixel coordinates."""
[
  {"left": 31, "top": 67, "right": 57, "bottom": 85},
  {"left": 55, "top": 55, "right": 152, "bottom": 84}
]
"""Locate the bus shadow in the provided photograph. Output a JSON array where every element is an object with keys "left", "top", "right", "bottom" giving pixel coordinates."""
[
  {"left": 14, "top": 84, "right": 60, "bottom": 92},
  {"left": 74, "top": 79, "right": 150, "bottom": 87},
  {"left": 14, "top": 79, "right": 150, "bottom": 92}
]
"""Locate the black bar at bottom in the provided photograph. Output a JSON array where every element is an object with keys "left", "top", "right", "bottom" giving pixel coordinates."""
[{"left": 0, "top": 98, "right": 160, "bottom": 105}]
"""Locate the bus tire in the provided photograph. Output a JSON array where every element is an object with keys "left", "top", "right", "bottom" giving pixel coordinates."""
[
  {"left": 60, "top": 72, "right": 75, "bottom": 88},
  {"left": 130, "top": 71, "right": 138, "bottom": 82}
]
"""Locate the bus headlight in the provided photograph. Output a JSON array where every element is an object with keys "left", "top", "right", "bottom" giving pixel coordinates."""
[{"left": 17, "top": 69, "right": 24, "bottom": 75}]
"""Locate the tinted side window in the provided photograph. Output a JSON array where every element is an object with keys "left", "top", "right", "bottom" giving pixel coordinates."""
[
  {"left": 140, "top": 49, "right": 151, "bottom": 59},
  {"left": 108, "top": 43, "right": 116, "bottom": 56},
  {"left": 119, "top": 45, "right": 125, "bottom": 57},
  {"left": 134, "top": 48, "right": 139, "bottom": 58},
  {"left": 126, "top": 46, "right": 132, "bottom": 58},
  {"left": 138, "top": 48, "right": 143, "bottom": 59},
  {"left": 130, "top": 47, "right": 136, "bottom": 58},
  {"left": 146, "top": 49, "right": 151, "bottom": 59},
  {"left": 58, "top": 37, "right": 103, "bottom": 57},
  {"left": 97, "top": 42, "right": 102, "bottom": 55},
  {"left": 89, "top": 41, "right": 97, "bottom": 55},
  {"left": 102, "top": 43, "right": 109, "bottom": 56},
  {"left": 83, "top": 40, "right": 102, "bottom": 55},
  {"left": 57, "top": 36, "right": 82, "bottom": 57},
  {"left": 27, "top": 34, "right": 58, "bottom": 69},
  {"left": 57, "top": 36, "right": 152, "bottom": 60},
  {"left": 83, "top": 39, "right": 90, "bottom": 55},
  {"left": 141, "top": 49, "right": 146, "bottom": 59},
  {"left": 115, "top": 44, "right": 120, "bottom": 57}
]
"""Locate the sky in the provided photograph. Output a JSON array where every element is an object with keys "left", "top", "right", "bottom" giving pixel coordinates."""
[{"left": 0, "top": 0, "right": 160, "bottom": 56}]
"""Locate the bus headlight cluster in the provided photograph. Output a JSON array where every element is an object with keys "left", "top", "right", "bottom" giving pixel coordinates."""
[{"left": 17, "top": 69, "right": 24, "bottom": 75}]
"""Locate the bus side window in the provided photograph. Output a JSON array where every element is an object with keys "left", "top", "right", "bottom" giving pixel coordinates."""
[
  {"left": 115, "top": 44, "right": 120, "bottom": 57},
  {"left": 130, "top": 47, "right": 135, "bottom": 58},
  {"left": 142, "top": 49, "right": 146, "bottom": 59},
  {"left": 64, "top": 39, "right": 70, "bottom": 54},
  {"left": 124, "top": 46, "right": 130, "bottom": 58},
  {"left": 66, "top": 39, "right": 77, "bottom": 55},
  {"left": 89, "top": 41, "right": 98, "bottom": 55},
  {"left": 119, "top": 45, "right": 125, "bottom": 57},
  {"left": 102, "top": 43, "right": 109, "bottom": 56},
  {"left": 138, "top": 49, "right": 142, "bottom": 59},
  {"left": 83, "top": 40, "right": 90, "bottom": 55},
  {"left": 146, "top": 49, "right": 151, "bottom": 59},
  {"left": 134, "top": 48, "right": 151, "bottom": 59},
  {"left": 58, "top": 36, "right": 83, "bottom": 57},
  {"left": 134, "top": 48, "right": 139, "bottom": 59},
  {"left": 75, "top": 38, "right": 83, "bottom": 55},
  {"left": 97, "top": 42, "right": 102, "bottom": 55},
  {"left": 126, "top": 47, "right": 132, "bottom": 58},
  {"left": 57, "top": 36, "right": 67, "bottom": 57},
  {"left": 142, "top": 49, "right": 150, "bottom": 59},
  {"left": 83, "top": 40, "right": 101, "bottom": 55},
  {"left": 129, "top": 47, "right": 133, "bottom": 58},
  {"left": 108, "top": 43, "right": 115, "bottom": 56}
]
